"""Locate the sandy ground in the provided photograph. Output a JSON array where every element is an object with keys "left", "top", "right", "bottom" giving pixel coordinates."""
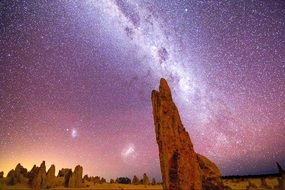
[
  {"left": 0, "top": 183, "right": 163, "bottom": 190},
  {"left": 0, "top": 178, "right": 281, "bottom": 190},
  {"left": 223, "top": 177, "right": 279, "bottom": 190}
]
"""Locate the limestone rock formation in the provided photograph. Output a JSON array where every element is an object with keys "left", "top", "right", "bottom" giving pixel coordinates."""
[
  {"left": 151, "top": 178, "right": 156, "bottom": 185},
  {"left": 31, "top": 161, "right": 46, "bottom": 190},
  {"left": 92, "top": 176, "right": 101, "bottom": 184},
  {"left": 151, "top": 78, "right": 203, "bottom": 190},
  {"left": 143, "top": 173, "right": 150, "bottom": 185},
  {"left": 68, "top": 165, "right": 83, "bottom": 188},
  {"left": 197, "top": 154, "right": 224, "bottom": 190},
  {"left": 83, "top": 174, "right": 90, "bottom": 182},
  {"left": 46, "top": 164, "right": 56, "bottom": 188},
  {"left": 57, "top": 168, "right": 71, "bottom": 177},
  {"left": 6, "top": 169, "right": 16, "bottom": 185},
  {"left": 6, "top": 164, "right": 28, "bottom": 185},
  {"left": 116, "top": 177, "right": 131, "bottom": 184},
  {"left": 100, "top": 177, "right": 106, "bottom": 184},
  {"left": 28, "top": 165, "right": 38, "bottom": 185},
  {"left": 58, "top": 168, "right": 72, "bottom": 187},
  {"left": 15, "top": 163, "right": 28, "bottom": 177},
  {"left": 132, "top": 175, "right": 140, "bottom": 185}
]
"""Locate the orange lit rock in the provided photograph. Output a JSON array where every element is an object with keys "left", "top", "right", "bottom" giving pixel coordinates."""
[
  {"left": 6, "top": 163, "right": 28, "bottom": 185},
  {"left": 197, "top": 154, "right": 224, "bottom": 190},
  {"left": 151, "top": 78, "right": 203, "bottom": 190},
  {"left": 46, "top": 164, "right": 56, "bottom": 188},
  {"left": 68, "top": 165, "right": 83, "bottom": 188},
  {"left": 32, "top": 161, "right": 46, "bottom": 190}
]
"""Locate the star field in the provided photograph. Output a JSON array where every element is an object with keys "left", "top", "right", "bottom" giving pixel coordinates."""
[{"left": 0, "top": 0, "right": 285, "bottom": 180}]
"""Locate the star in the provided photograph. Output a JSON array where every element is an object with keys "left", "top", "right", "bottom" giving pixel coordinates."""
[{"left": 0, "top": 0, "right": 284, "bottom": 180}]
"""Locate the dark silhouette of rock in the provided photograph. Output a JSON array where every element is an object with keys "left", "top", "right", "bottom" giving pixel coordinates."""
[
  {"left": 31, "top": 161, "right": 46, "bottom": 190},
  {"left": 6, "top": 169, "right": 16, "bottom": 185},
  {"left": 277, "top": 162, "right": 285, "bottom": 190},
  {"left": 92, "top": 176, "right": 101, "bottom": 184},
  {"left": 57, "top": 168, "right": 72, "bottom": 187},
  {"left": 0, "top": 171, "right": 3, "bottom": 178},
  {"left": 151, "top": 78, "right": 203, "bottom": 190},
  {"left": 57, "top": 168, "right": 70, "bottom": 177},
  {"left": 277, "top": 162, "right": 284, "bottom": 173},
  {"left": 143, "top": 173, "right": 150, "bottom": 185},
  {"left": 100, "top": 177, "right": 106, "bottom": 184},
  {"left": 116, "top": 177, "right": 131, "bottom": 184},
  {"left": 197, "top": 154, "right": 224, "bottom": 190},
  {"left": 83, "top": 174, "right": 89, "bottom": 182},
  {"left": 132, "top": 175, "right": 140, "bottom": 185},
  {"left": 46, "top": 164, "right": 55, "bottom": 188},
  {"left": 68, "top": 165, "right": 83, "bottom": 188},
  {"left": 64, "top": 170, "right": 72, "bottom": 187},
  {"left": 28, "top": 165, "right": 38, "bottom": 185},
  {"left": 6, "top": 164, "right": 28, "bottom": 185},
  {"left": 151, "top": 178, "right": 156, "bottom": 185},
  {"left": 15, "top": 163, "right": 28, "bottom": 177}
]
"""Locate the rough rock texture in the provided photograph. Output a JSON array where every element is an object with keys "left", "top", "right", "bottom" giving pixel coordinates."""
[
  {"left": 83, "top": 174, "right": 90, "bottom": 182},
  {"left": 54, "top": 176, "right": 64, "bottom": 187},
  {"left": 100, "top": 177, "right": 106, "bottom": 184},
  {"left": 277, "top": 162, "right": 285, "bottom": 190},
  {"left": 132, "top": 175, "right": 140, "bottom": 185},
  {"left": 15, "top": 164, "right": 28, "bottom": 177},
  {"left": 46, "top": 164, "right": 56, "bottom": 188},
  {"left": 151, "top": 178, "right": 156, "bottom": 185},
  {"left": 28, "top": 165, "right": 38, "bottom": 185},
  {"left": 58, "top": 168, "right": 71, "bottom": 177},
  {"left": 151, "top": 78, "right": 203, "bottom": 190},
  {"left": 6, "top": 169, "right": 16, "bottom": 185},
  {"left": 92, "top": 176, "right": 101, "bottom": 184},
  {"left": 58, "top": 168, "right": 72, "bottom": 187},
  {"left": 28, "top": 165, "right": 39, "bottom": 186},
  {"left": 6, "top": 164, "right": 28, "bottom": 185},
  {"left": 143, "top": 173, "right": 150, "bottom": 185},
  {"left": 197, "top": 154, "right": 224, "bottom": 190},
  {"left": 32, "top": 161, "right": 46, "bottom": 190},
  {"left": 68, "top": 165, "right": 83, "bottom": 188}
]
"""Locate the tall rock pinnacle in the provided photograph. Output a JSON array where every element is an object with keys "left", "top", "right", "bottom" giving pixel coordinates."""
[{"left": 151, "top": 78, "right": 203, "bottom": 190}]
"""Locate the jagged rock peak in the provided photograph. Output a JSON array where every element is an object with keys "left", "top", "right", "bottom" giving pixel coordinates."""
[
  {"left": 31, "top": 161, "right": 47, "bottom": 190},
  {"left": 158, "top": 78, "right": 172, "bottom": 100},
  {"left": 68, "top": 165, "right": 83, "bottom": 188},
  {"left": 46, "top": 164, "right": 56, "bottom": 188},
  {"left": 151, "top": 78, "right": 202, "bottom": 190}
]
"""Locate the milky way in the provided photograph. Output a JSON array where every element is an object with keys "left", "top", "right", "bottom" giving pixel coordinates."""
[{"left": 0, "top": 0, "right": 285, "bottom": 180}]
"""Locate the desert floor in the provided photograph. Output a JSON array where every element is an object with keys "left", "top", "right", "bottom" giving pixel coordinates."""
[
  {"left": 0, "top": 178, "right": 281, "bottom": 190},
  {"left": 0, "top": 183, "right": 163, "bottom": 190}
]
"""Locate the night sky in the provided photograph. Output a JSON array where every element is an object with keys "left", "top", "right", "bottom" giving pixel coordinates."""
[{"left": 1, "top": 0, "right": 285, "bottom": 180}]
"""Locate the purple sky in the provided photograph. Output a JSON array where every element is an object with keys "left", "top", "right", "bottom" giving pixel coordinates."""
[{"left": 1, "top": 0, "right": 285, "bottom": 180}]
